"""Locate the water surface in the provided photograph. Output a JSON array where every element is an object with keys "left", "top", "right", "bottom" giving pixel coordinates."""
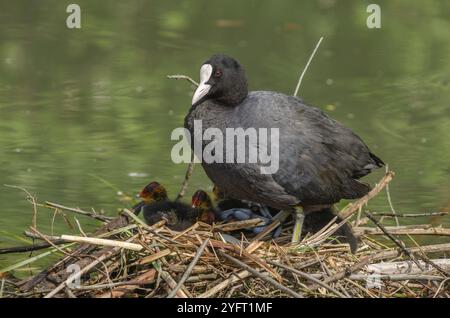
[{"left": 1, "top": 0, "right": 449, "bottom": 269}]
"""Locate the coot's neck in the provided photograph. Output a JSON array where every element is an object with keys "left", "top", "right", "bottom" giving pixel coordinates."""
[{"left": 215, "top": 78, "right": 248, "bottom": 107}]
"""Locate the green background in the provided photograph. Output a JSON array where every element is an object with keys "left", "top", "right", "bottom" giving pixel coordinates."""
[{"left": 0, "top": 0, "right": 449, "bottom": 270}]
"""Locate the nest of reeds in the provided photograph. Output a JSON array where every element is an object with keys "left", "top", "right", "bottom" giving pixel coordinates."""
[{"left": 1, "top": 171, "right": 449, "bottom": 298}]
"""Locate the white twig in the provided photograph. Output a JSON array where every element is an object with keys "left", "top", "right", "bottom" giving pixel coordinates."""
[
  {"left": 60, "top": 235, "right": 143, "bottom": 251},
  {"left": 74, "top": 217, "right": 87, "bottom": 237},
  {"left": 385, "top": 165, "right": 400, "bottom": 226},
  {"left": 293, "top": 36, "right": 324, "bottom": 97}
]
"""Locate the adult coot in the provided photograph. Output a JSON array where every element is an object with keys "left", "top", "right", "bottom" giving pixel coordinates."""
[{"left": 184, "top": 54, "right": 384, "bottom": 244}]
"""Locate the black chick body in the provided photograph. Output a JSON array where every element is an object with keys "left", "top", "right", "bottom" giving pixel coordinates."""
[
  {"left": 142, "top": 201, "right": 200, "bottom": 231},
  {"left": 134, "top": 181, "right": 201, "bottom": 231}
]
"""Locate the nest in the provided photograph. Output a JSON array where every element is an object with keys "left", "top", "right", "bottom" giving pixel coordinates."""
[{"left": 1, "top": 172, "right": 449, "bottom": 298}]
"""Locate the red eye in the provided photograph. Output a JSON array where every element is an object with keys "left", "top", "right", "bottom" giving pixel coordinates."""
[{"left": 215, "top": 69, "right": 222, "bottom": 77}]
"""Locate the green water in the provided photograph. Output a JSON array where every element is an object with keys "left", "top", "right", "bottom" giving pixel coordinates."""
[{"left": 0, "top": 0, "right": 449, "bottom": 270}]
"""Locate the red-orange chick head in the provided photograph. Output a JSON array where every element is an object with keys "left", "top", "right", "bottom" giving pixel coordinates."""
[
  {"left": 138, "top": 181, "right": 168, "bottom": 203},
  {"left": 192, "top": 190, "right": 215, "bottom": 224}
]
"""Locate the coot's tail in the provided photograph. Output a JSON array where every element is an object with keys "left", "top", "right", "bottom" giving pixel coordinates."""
[
  {"left": 370, "top": 152, "right": 385, "bottom": 167},
  {"left": 303, "top": 207, "right": 358, "bottom": 253}
]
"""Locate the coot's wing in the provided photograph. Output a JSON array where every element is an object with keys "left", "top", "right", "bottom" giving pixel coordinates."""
[{"left": 235, "top": 92, "right": 384, "bottom": 204}]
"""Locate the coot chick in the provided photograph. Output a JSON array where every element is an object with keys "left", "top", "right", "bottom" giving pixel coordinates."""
[
  {"left": 184, "top": 54, "right": 384, "bottom": 244},
  {"left": 191, "top": 189, "right": 216, "bottom": 224},
  {"left": 136, "top": 181, "right": 200, "bottom": 231}
]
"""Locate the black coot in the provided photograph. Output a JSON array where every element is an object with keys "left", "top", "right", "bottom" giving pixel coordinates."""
[{"left": 184, "top": 54, "right": 384, "bottom": 246}]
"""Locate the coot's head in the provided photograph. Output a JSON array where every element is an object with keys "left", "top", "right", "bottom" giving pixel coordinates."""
[
  {"left": 138, "top": 181, "right": 168, "bottom": 203},
  {"left": 192, "top": 54, "right": 248, "bottom": 107},
  {"left": 191, "top": 190, "right": 215, "bottom": 224}
]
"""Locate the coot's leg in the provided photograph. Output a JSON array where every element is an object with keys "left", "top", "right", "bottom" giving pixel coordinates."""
[{"left": 291, "top": 206, "right": 304, "bottom": 244}]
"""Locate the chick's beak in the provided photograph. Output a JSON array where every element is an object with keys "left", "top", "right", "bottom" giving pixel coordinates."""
[{"left": 192, "top": 198, "right": 200, "bottom": 209}]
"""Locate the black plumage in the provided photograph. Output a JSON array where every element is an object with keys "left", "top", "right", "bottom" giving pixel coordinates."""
[
  {"left": 185, "top": 54, "right": 384, "bottom": 247},
  {"left": 134, "top": 181, "right": 201, "bottom": 231},
  {"left": 142, "top": 201, "right": 200, "bottom": 231}
]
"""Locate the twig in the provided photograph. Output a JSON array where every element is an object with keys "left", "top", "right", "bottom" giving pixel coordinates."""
[
  {"left": 354, "top": 226, "right": 450, "bottom": 236},
  {"left": 44, "top": 235, "right": 137, "bottom": 298},
  {"left": 267, "top": 260, "right": 346, "bottom": 298},
  {"left": 80, "top": 278, "right": 155, "bottom": 291},
  {"left": 433, "top": 278, "right": 450, "bottom": 298},
  {"left": 365, "top": 212, "right": 444, "bottom": 274},
  {"left": 175, "top": 161, "right": 195, "bottom": 202},
  {"left": 160, "top": 270, "right": 189, "bottom": 298},
  {"left": 252, "top": 220, "right": 281, "bottom": 242},
  {"left": 198, "top": 270, "right": 250, "bottom": 298},
  {"left": 293, "top": 36, "right": 324, "bottom": 97},
  {"left": 304, "top": 172, "right": 395, "bottom": 250},
  {"left": 30, "top": 227, "right": 76, "bottom": 258},
  {"left": 74, "top": 217, "right": 87, "bottom": 237},
  {"left": 168, "top": 238, "right": 209, "bottom": 298},
  {"left": 185, "top": 273, "right": 217, "bottom": 283},
  {"left": 167, "top": 74, "right": 198, "bottom": 202},
  {"left": 137, "top": 249, "right": 172, "bottom": 265},
  {"left": 23, "top": 230, "right": 65, "bottom": 242},
  {"left": 217, "top": 250, "right": 303, "bottom": 298},
  {"left": 309, "top": 243, "right": 450, "bottom": 291},
  {"left": 339, "top": 171, "right": 395, "bottom": 219},
  {"left": 362, "top": 259, "right": 450, "bottom": 275},
  {"left": 167, "top": 74, "right": 198, "bottom": 86},
  {"left": 384, "top": 165, "right": 400, "bottom": 226},
  {"left": 0, "top": 239, "right": 66, "bottom": 255},
  {"left": 95, "top": 269, "right": 156, "bottom": 297},
  {"left": 65, "top": 287, "right": 77, "bottom": 298},
  {"left": 20, "top": 214, "right": 136, "bottom": 293},
  {"left": 370, "top": 212, "right": 448, "bottom": 218},
  {"left": 122, "top": 208, "right": 181, "bottom": 245},
  {"left": 59, "top": 235, "right": 143, "bottom": 251},
  {"left": 349, "top": 274, "right": 445, "bottom": 282},
  {"left": 5, "top": 184, "right": 38, "bottom": 229},
  {"left": 0, "top": 278, "right": 4, "bottom": 298},
  {"left": 45, "top": 201, "right": 113, "bottom": 222},
  {"left": 214, "top": 218, "right": 265, "bottom": 232}
]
